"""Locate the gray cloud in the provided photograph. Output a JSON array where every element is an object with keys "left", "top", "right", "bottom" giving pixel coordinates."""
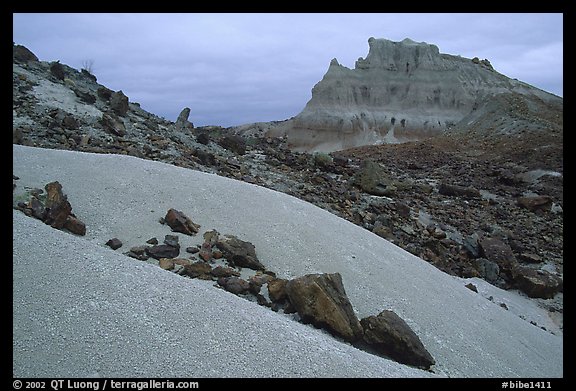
[{"left": 13, "top": 13, "right": 563, "bottom": 127}]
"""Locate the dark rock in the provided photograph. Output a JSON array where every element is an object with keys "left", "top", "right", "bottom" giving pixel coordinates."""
[
  {"left": 332, "top": 155, "right": 348, "bottom": 167},
  {"left": 13, "top": 44, "right": 39, "bottom": 62},
  {"left": 175, "top": 107, "right": 194, "bottom": 130},
  {"left": 218, "top": 135, "right": 246, "bottom": 155},
  {"left": 462, "top": 234, "right": 480, "bottom": 258},
  {"left": 28, "top": 197, "right": 47, "bottom": 220},
  {"left": 512, "top": 267, "right": 562, "bottom": 299},
  {"left": 217, "top": 276, "right": 250, "bottom": 294},
  {"left": 478, "top": 236, "right": 517, "bottom": 276},
  {"left": 203, "top": 230, "right": 220, "bottom": 245},
  {"left": 285, "top": 273, "right": 363, "bottom": 342},
  {"left": 106, "top": 238, "right": 123, "bottom": 250},
  {"left": 361, "top": 310, "right": 435, "bottom": 370},
  {"left": 80, "top": 68, "right": 97, "bottom": 82},
  {"left": 97, "top": 86, "right": 113, "bottom": 101},
  {"left": 196, "top": 133, "right": 210, "bottom": 145},
  {"left": 517, "top": 195, "right": 553, "bottom": 212},
  {"left": 73, "top": 88, "right": 97, "bottom": 104},
  {"left": 159, "top": 258, "right": 174, "bottom": 270},
  {"left": 101, "top": 113, "right": 126, "bottom": 137},
  {"left": 354, "top": 159, "right": 397, "bottom": 196},
  {"left": 164, "top": 208, "right": 200, "bottom": 236},
  {"left": 519, "top": 253, "right": 543, "bottom": 264},
  {"left": 64, "top": 215, "right": 86, "bottom": 236},
  {"left": 146, "top": 244, "right": 180, "bottom": 260},
  {"left": 49, "top": 61, "right": 66, "bottom": 81},
  {"left": 473, "top": 258, "right": 500, "bottom": 283},
  {"left": 163, "top": 234, "right": 180, "bottom": 248},
  {"left": 193, "top": 149, "right": 217, "bottom": 166},
  {"left": 248, "top": 273, "right": 273, "bottom": 294},
  {"left": 126, "top": 246, "right": 150, "bottom": 261},
  {"left": 146, "top": 237, "right": 159, "bottom": 245},
  {"left": 183, "top": 261, "right": 213, "bottom": 279},
  {"left": 13, "top": 128, "right": 23, "bottom": 144},
  {"left": 210, "top": 266, "right": 241, "bottom": 278},
  {"left": 465, "top": 283, "right": 478, "bottom": 293},
  {"left": 44, "top": 181, "right": 72, "bottom": 229},
  {"left": 61, "top": 115, "right": 79, "bottom": 130},
  {"left": 438, "top": 182, "right": 481, "bottom": 199},
  {"left": 110, "top": 90, "right": 129, "bottom": 116},
  {"left": 267, "top": 278, "right": 288, "bottom": 302},
  {"left": 199, "top": 242, "right": 212, "bottom": 262},
  {"left": 215, "top": 235, "right": 265, "bottom": 271},
  {"left": 186, "top": 246, "right": 200, "bottom": 254}
]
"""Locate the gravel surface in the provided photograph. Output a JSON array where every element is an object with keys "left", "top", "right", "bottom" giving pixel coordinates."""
[{"left": 13, "top": 145, "right": 563, "bottom": 377}]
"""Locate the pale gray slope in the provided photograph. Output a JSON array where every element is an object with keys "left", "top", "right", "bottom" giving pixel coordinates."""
[
  {"left": 13, "top": 210, "right": 432, "bottom": 378},
  {"left": 13, "top": 145, "right": 562, "bottom": 378}
]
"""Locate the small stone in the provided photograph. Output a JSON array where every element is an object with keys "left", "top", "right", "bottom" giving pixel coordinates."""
[
  {"left": 186, "top": 247, "right": 200, "bottom": 254},
  {"left": 465, "top": 283, "right": 478, "bottom": 293},
  {"left": 163, "top": 235, "right": 180, "bottom": 248},
  {"left": 267, "top": 278, "right": 288, "bottom": 303},
  {"left": 106, "top": 238, "right": 122, "bottom": 250},
  {"left": 203, "top": 230, "right": 220, "bottom": 246},
  {"left": 159, "top": 258, "right": 175, "bottom": 270},
  {"left": 499, "top": 302, "right": 509, "bottom": 310},
  {"left": 183, "top": 261, "right": 212, "bottom": 279},
  {"left": 210, "top": 266, "right": 241, "bottom": 278},
  {"left": 146, "top": 237, "right": 159, "bottom": 245},
  {"left": 146, "top": 244, "right": 179, "bottom": 260},
  {"left": 199, "top": 242, "right": 212, "bottom": 262},
  {"left": 217, "top": 277, "right": 250, "bottom": 294}
]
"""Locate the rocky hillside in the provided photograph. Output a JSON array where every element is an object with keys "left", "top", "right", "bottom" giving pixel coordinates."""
[
  {"left": 12, "top": 43, "right": 563, "bottom": 331},
  {"left": 262, "top": 37, "right": 562, "bottom": 152}
]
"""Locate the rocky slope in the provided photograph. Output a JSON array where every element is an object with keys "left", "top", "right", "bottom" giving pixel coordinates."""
[
  {"left": 13, "top": 145, "right": 563, "bottom": 377},
  {"left": 12, "top": 43, "right": 563, "bottom": 333},
  {"left": 262, "top": 37, "right": 562, "bottom": 152}
]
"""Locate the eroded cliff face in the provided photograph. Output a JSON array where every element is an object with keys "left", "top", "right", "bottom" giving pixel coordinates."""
[{"left": 273, "top": 37, "right": 560, "bottom": 152}]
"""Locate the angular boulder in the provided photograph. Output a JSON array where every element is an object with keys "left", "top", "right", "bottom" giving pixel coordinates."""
[
  {"left": 164, "top": 208, "right": 200, "bottom": 236},
  {"left": 438, "top": 182, "right": 481, "bottom": 199},
  {"left": 361, "top": 310, "right": 435, "bottom": 370},
  {"left": 215, "top": 235, "right": 265, "bottom": 271},
  {"left": 110, "top": 90, "right": 129, "bottom": 116},
  {"left": 517, "top": 195, "right": 553, "bottom": 212},
  {"left": 267, "top": 278, "right": 288, "bottom": 303},
  {"left": 217, "top": 277, "right": 250, "bottom": 295},
  {"left": 512, "top": 266, "right": 563, "bottom": 299},
  {"left": 285, "top": 273, "right": 363, "bottom": 342},
  {"left": 478, "top": 236, "right": 517, "bottom": 277},
  {"left": 183, "top": 261, "right": 212, "bottom": 279},
  {"left": 145, "top": 244, "right": 179, "bottom": 260},
  {"left": 13, "top": 44, "right": 39, "bottom": 62},
  {"left": 353, "top": 159, "right": 397, "bottom": 196},
  {"left": 218, "top": 135, "right": 246, "bottom": 155},
  {"left": 210, "top": 266, "right": 241, "bottom": 279},
  {"left": 44, "top": 181, "right": 72, "bottom": 229},
  {"left": 101, "top": 113, "right": 126, "bottom": 137}
]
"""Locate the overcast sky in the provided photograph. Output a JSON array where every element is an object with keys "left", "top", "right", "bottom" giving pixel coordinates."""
[{"left": 13, "top": 13, "right": 563, "bottom": 127}]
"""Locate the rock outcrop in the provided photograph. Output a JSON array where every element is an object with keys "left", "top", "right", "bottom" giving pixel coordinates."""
[
  {"left": 285, "top": 273, "right": 363, "bottom": 342},
  {"left": 267, "top": 37, "right": 561, "bottom": 152}
]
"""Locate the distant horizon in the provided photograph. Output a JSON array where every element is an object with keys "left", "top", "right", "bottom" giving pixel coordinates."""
[{"left": 13, "top": 13, "right": 563, "bottom": 127}]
